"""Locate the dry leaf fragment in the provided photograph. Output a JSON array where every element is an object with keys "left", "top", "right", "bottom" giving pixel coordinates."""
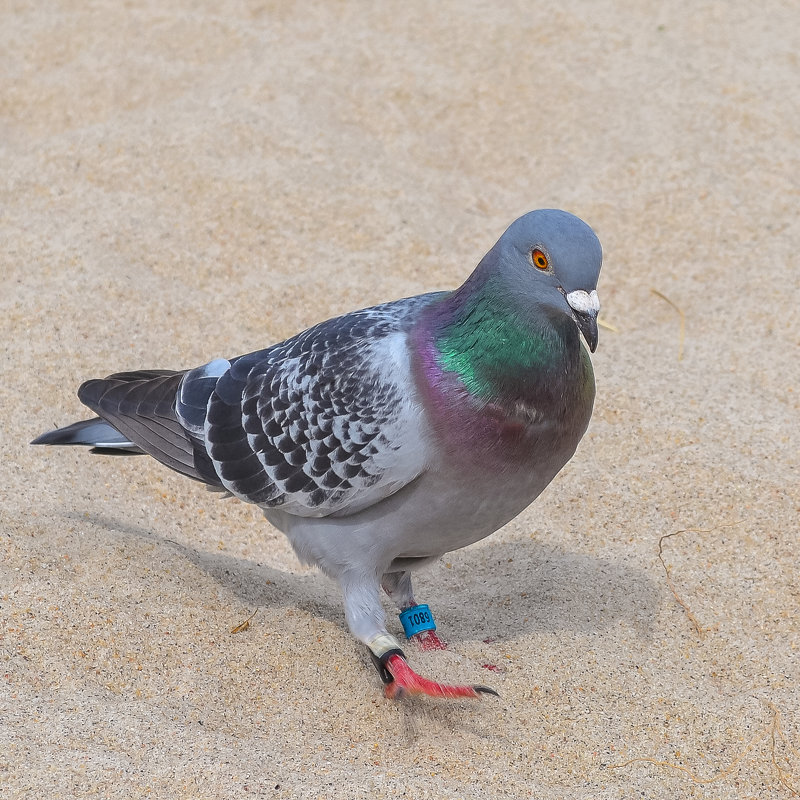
[{"left": 231, "top": 608, "right": 258, "bottom": 634}]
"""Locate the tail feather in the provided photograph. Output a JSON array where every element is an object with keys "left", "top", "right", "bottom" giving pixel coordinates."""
[
  {"left": 33, "top": 368, "right": 223, "bottom": 487},
  {"left": 31, "top": 418, "right": 141, "bottom": 450}
]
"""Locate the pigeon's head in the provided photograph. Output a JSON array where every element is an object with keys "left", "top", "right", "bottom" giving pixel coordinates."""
[{"left": 489, "top": 209, "right": 603, "bottom": 352}]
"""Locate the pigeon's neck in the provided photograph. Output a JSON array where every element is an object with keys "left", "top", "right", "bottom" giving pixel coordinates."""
[{"left": 427, "top": 278, "right": 575, "bottom": 403}]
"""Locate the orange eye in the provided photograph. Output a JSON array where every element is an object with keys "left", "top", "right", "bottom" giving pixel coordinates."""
[{"left": 531, "top": 249, "right": 549, "bottom": 270}]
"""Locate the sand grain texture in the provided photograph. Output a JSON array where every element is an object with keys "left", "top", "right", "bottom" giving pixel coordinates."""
[{"left": 2, "top": 1, "right": 798, "bottom": 798}]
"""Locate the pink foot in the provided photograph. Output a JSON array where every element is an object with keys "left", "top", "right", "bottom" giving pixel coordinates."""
[
  {"left": 382, "top": 654, "right": 498, "bottom": 700},
  {"left": 410, "top": 629, "right": 448, "bottom": 651}
]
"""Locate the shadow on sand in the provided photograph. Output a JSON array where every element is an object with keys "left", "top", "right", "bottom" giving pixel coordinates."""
[{"left": 75, "top": 511, "right": 658, "bottom": 647}]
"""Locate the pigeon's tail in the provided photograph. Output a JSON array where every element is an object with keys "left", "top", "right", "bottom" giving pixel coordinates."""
[
  {"left": 33, "top": 369, "right": 224, "bottom": 487},
  {"left": 31, "top": 418, "right": 144, "bottom": 454}
]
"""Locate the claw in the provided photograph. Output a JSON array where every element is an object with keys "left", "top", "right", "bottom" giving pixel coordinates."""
[{"left": 382, "top": 653, "right": 498, "bottom": 700}]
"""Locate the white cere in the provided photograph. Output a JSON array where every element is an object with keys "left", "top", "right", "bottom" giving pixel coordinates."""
[{"left": 566, "top": 289, "right": 600, "bottom": 314}]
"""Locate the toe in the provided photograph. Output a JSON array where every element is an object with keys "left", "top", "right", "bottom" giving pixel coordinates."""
[
  {"left": 410, "top": 629, "right": 448, "bottom": 651},
  {"left": 383, "top": 654, "right": 498, "bottom": 700}
]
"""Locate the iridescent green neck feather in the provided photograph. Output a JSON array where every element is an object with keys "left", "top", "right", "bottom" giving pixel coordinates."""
[{"left": 434, "top": 281, "right": 568, "bottom": 401}]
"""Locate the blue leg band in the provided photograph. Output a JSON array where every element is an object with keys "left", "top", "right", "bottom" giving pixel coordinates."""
[{"left": 399, "top": 604, "right": 436, "bottom": 638}]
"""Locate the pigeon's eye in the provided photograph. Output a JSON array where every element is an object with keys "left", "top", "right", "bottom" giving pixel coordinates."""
[{"left": 531, "top": 249, "right": 549, "bottom": 270}]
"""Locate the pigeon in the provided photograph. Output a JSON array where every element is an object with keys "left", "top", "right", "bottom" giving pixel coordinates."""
[{"left": 33, "top": 209, "right": 602, "bottom": 700}]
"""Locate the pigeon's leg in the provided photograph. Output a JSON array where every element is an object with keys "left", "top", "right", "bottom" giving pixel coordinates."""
[
  {"left": 343, "top": 573, "right": 497, "bottom": 700},
  {"left": 381, "top": 571, "right": 447, "bottom": 651},
  {"left": 380, "top": 570, "right": 416, "bottom": 608}
]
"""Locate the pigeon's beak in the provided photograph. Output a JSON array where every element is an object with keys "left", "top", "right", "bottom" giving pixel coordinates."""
[
  {"left": 566, "top": 290, "right": 600, "bottom": 353},
  {"left": 575, "top": 311, "right": 599, "bottom": 353}
]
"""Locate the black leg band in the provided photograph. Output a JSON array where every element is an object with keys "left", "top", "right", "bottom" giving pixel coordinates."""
[{"left": 369, "top": 647, "right": 405, "bottom": 685}]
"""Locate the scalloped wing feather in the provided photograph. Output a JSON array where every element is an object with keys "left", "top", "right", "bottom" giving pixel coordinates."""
[{"left": 193, "top": 296, "right": 439, "bottom": 517}]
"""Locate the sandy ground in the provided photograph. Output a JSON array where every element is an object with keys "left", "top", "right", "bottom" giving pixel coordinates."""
[{"left": 2, "top": 1, "right": 799, "bottom": 798}]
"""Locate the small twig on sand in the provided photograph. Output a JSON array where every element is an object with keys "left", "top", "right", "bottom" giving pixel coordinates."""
[
  {"left": 651, "top": 288, "right": 685, "bottom": 361},
  {"left": 610, "top": 701, "right": 800, "bottom": 795},
  {"left": 657, "top": 521, "right": 743, "bottom": 637},
  {"left": 769, "top": 702, "right": 800, "bottom": 796},
  {"left": 609, "top": 727, "right": 765, "bottom": 785}
]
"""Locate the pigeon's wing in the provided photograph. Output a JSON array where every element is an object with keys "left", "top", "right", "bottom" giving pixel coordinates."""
[{"left": 183, "top": 295, "right": 441, "bottom": 518}]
